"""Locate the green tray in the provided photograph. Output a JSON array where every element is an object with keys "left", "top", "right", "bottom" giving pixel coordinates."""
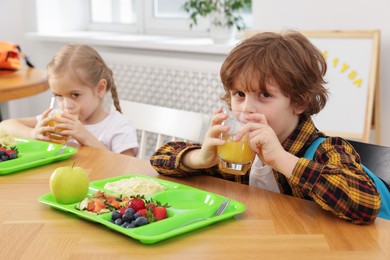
[
  {"left": 0, "top": 138, "right": 77, "bottom": 175},
  {"left": 38, "top": 174, "right": 246, "bottom": 244}
]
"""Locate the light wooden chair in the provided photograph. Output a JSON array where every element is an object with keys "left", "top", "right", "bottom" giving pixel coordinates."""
[{"left": 119, "top": 100, "right": 210, "bottom": 159}]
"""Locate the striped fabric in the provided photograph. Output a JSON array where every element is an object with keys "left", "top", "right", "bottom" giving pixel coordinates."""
[{"left": 150, "top": 116, "right": 380, "bottom": 224}]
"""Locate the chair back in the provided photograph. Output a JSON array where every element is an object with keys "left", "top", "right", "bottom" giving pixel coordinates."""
[
  {"left": 119, "top": 100, "right": 210, "bottom": 159},
  {"left": 348, "top": 140, "right": 390, "bottom": 185}
]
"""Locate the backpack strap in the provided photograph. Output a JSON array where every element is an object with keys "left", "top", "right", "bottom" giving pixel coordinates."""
[
  {"left": 304, "top": 137, "right": 390, "bottom": 220},
  {"left": 304, "top": 137, "right": 325, "bottom": 159},
  {"left": 16, "top": 45, "right": 34, "bottom": 68}
]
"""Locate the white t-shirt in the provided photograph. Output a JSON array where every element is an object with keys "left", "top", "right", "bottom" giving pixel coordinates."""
[
  {"left": 249, "top": 156, "right": 280, "bottom": 193},
  {"left": 37, "top": 110, "right": 139, "bottom": 154},
  {"left": 83, "top": 110, "right": 139, "bottom": 154}
]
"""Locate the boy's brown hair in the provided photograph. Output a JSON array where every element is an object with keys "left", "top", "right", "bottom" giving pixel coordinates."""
[{"left": 220, "top": 30, "right": 328, "bottom": 117}]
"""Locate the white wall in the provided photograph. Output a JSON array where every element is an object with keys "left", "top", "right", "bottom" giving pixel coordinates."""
[
  {"left": 2, "top": 0, "right": 390, "bottom": 145},
  {"left": 252, "top": 0, "right": 390, "bottom": 145},
  {"left": 0, "top": 0, "right": 52, "bottom": 118}
]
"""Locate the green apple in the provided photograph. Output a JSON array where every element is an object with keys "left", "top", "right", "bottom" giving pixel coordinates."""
[{"left": 50, "top": 166, "right": 89, "bottom": 204}]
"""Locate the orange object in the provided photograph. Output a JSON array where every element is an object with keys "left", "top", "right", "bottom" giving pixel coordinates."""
[{"left": 0, "top": 41, "right": 34, "bottom": 71}]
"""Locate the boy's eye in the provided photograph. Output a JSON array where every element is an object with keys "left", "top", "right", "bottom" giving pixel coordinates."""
[
  {"left": 232, "top": 91, "right": 245, "bottom": 98},
  {"left": 71, "top": 93, "right": 80, "bottom": 98}
]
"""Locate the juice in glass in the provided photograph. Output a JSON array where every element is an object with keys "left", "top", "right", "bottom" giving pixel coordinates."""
[
  {"left": 217, "top": 134, "right": 254, "bottom": 175},
  {"left": 44, "top": 111, "right": 78, "bottom": 144},
  {"left": 44, "top": 111, "right": 67, "bottom": 144}
]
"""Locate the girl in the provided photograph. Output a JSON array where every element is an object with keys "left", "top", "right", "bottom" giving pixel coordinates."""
[{"left": 0, "top": 44, "right": 138, "bottom": 156}]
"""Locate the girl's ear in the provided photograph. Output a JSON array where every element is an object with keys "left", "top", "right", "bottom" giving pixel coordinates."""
[{"left": 96, "top": 79, "right": 107, "bottom": 97}]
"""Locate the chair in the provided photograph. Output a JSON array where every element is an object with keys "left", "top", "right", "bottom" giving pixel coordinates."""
[
  {"left": 119, "top": 100, "right": 210, "bottom": 159},
  {"left": 348, "top": 139, "right": 390, "bottom": 185}
]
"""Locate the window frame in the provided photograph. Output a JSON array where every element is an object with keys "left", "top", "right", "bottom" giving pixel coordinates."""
[
  {"left": 87, "top": 0, "right": 140, "bottom": 33},
  {"left": 87, "top": 0, "right": 210, "bottom": 36}
]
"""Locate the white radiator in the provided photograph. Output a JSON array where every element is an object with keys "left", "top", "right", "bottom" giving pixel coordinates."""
[{"left": 102, "top": 52, "right": 225, "bottom": 158}]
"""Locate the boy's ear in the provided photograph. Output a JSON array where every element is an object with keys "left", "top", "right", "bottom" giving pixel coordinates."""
[
  {"left": 97, "top": 79, "right": 107, "bottom": 96},
  {"left": 293, "top": 103, "right": 306, "bottom": 115}
]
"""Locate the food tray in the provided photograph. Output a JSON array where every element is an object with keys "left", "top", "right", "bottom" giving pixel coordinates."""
[
  {"left": 38, "top": 174, "right": 245, "bottom": 244},
  {"left": 0, "top": 138, "right": 77, "bottom": 175}
]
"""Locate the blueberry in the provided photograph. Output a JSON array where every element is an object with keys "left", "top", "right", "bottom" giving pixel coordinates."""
[
  {"left": 114, "top": 218, "right": 123, "bottom": 226},
  {"left": 134, "top": 216, "right": 148, "bottom": 227},
  {"left": 111, "top": 210, "right": 121, "bottom": 221},
  {"left": 125, "top": 208, "right": 135, "bottom": 215},
  {"left": 8, "top": 153, "right": 16, "bottom": 159},
  {"left": 0, "top": 151, "right": 5, "bottom": 156},
  {"left": 1, "top": 156, "right": 7, "bottom": 161},
  {"left": 122, "top": 213, "right": 133, "bottom": 222},
  {"left": 121, "top": 222, "right": 129, "bottom": 228},
  {"left": 126, "top": 222, "right": 136, "bottom": 228},
  {"left": 133, "top": 213, "right": 142, "bottom": 219}
]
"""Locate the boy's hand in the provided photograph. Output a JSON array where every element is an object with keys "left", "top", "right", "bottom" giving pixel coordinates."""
[
  {"left": 182, "top": 108, "right": 229, "bottom": 169},
  {"left": 235, "top": 113, "right": 285, "bottom": 169}
]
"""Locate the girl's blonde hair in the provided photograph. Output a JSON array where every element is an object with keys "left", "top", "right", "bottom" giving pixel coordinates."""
[
  {"left": 47, "top": 44, "right": 122, "bottom": 112},
  {"left": 220, "top": 30, "right": 328, "bottom": 117}
]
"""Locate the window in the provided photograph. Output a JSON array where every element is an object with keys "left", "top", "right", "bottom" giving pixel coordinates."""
[
  {"left": 88, "top": 0, "right": 139, "bottom": 33},
  {"left": 84, "top": 0, "right": 251, "bottom": 36},
  {"left": 90, "top": 0, "right": 136, "bottom": 24},
  {"left": 152, "top": 0, "right": 187, "bottom": 18}
]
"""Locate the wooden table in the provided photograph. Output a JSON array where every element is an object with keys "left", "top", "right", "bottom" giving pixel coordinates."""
[
  {"left": 1, "top": 146, "right": 389, "bottom": 259},
  {"left": 0, "top": 67, "right": 49, "bottom": 102}
]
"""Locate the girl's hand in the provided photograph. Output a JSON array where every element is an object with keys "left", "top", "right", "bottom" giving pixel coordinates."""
[
  {"left": 53, "top": 112, "right": 90, "bottom": 143},
  {"left": 32, "top": 108, "right": 54, "bottom": 141},
  {"left": 182, "top": 108, "right": 229, "bottom": 169},
  {"left": 54, "top": 113, "right": 107, "bottom": 150}
]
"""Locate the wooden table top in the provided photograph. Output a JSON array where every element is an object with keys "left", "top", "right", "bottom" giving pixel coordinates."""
[
  {"left": 1, "top": 146, "right": 389, "bottom": 260},
  {"left": 0, "top": 67, "right": 49, "bottom": 102}
]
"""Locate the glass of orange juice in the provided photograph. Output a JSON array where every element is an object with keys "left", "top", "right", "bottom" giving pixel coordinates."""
[
  {"left": 217, "top": 110, "right": 255, "bottom": 176},
  {"left": 44, "top": 97, "right": 78, "bottom": 144}
]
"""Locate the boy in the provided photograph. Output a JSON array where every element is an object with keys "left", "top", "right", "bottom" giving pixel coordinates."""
[{"left": 150, "top": 30, "right": 380, "bottom": 224}]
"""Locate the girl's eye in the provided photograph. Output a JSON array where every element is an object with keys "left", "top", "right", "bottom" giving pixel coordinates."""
[
  {"left": 71, "top": 93, "right": 80, "bottom": 98},
  {"left": 260, "top": 92, "right": 271, "bottom": 98}
]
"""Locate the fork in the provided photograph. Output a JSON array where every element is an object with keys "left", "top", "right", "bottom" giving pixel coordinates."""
[
  {"left": 174, "top": 199, "right": 230, "bottom": 230},
  {"left": 56, "top": 143, "right": 67, "bottom": 156}
]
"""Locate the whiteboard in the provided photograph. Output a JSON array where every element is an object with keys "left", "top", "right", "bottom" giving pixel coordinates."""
[{"left": 245, "top": 30, "right": 380, "bottom": 142}]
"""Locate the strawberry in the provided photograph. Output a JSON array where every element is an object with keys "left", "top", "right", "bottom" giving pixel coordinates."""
[
  {"left": 146, "top": 201, "right": 156, "bottom": 211},
  {"left": 128, "top": 198, "right": 145, "bottom": 212},
  {"left": 137, "top": 208, "right": 147, "bottom": 217},
  {"left": 153, "top": 206, "right": 167, "bottom": 221},
  {"left": 119, "top": 207, "right": 127, "bottom": 216}
]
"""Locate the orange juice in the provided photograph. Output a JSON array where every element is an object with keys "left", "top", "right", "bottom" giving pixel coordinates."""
[
  {"left": 44, "top": 113, "right": 68, "bottom": 144},
  {"left": 217, "top": 134, "right": 254, "bottom": 175},
  {"left": 44, "top": 112, "right": 78, "bottom": 144}
]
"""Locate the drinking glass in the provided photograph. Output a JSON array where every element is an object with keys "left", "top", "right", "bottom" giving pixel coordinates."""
[
  {"left": 44, "top": 97, "right": 78, "bottom": 144},
  {"left": 217, "top": 110, "right": 255, "bottom": 176}
]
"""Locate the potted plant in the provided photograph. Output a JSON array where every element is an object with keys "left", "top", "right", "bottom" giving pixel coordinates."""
[{"left": 183, "top": 0, "right": 252, "bottom": 44}]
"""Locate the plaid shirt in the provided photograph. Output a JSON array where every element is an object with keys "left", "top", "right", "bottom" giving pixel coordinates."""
[{"left": 150, "top": 116, "right": 380, "bottom": 224}]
